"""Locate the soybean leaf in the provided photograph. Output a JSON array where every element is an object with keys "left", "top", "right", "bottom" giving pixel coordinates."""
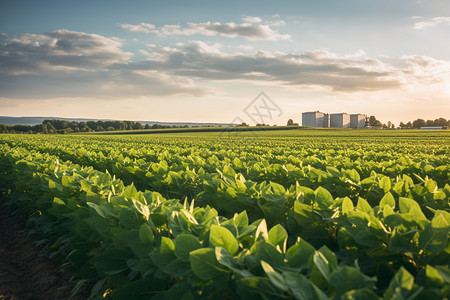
[
  {"left": 342, "top": 197, "right": 354, "bottom": 214},
  {"left": 189, "top": 248, "right": 227, "bottom": 281},
  {"left": 383, "top": 267, "right": 414, "bottom": 300},
  {"left": 315, "top": 187, "right": 334, "bottom": 209},
  {"left": 282, "top": 271, "right": 314, "bottom": 300},
  {"left": 209, "top": 225, "right": 239, "bottom": 255},
  {"left": 380, "top": 192, "right": 395, "bottom": 210},
  {"left": 215, "top": 247, "right": 253, "bottom": 278},
  {"left": 261, "top": 260, "right": 288, "bottom": 292},
  {"left": 268, "top": 224, "right": 288, "bottom": 251},
  {"left": 328, "top": 266, "right": 376, "bottom": 293},
  {"left": 286, "top": 238, "right": 315, "bottom": 270},
  {"left": 139, "top": 223, "right": 154, "bottom": 245},
  {"left": 174, "top": 234, "right": 201, "bottom": 262}
]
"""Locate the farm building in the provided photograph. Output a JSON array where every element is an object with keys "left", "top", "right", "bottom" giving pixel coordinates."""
[
  {"left": 302, "top": 111, "right": 330, "bottom": 127},
  {"left": 350, "top": 114, "right": 367, "bottom": 128},
  {"left": 330, "top": 113, "right": 351, "bottom": 128}
]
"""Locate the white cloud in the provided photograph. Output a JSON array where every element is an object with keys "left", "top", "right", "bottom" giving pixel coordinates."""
[
  {"left": 0, "top": 30, "right": 132, "bottom": 74},
  {"left": 344, "top": 49, "right": 366, "bottom": 58},
  {"left": 399, "top": 55, "right": 450, "bottom": 85},
  {"left": 119, "top": 19, "right": 291, "bottom": 40},
  {"left": 414, "top": 16, "right": 450, "bottom": 29},
  {"left": 119, "top": 22, "right": 156, "bottom": 33},
  {"left": 242, "top": 16, "right": 262, "bottom": 23},
  {"left": 0, "top": 31, "right": 211, "bottom": 98},
  {"left": 124, "top": 42, "right": 397, "bottom": 91},
  {"left": 128, "top": 42, "right": 450, "bottom": 92},
  {"left": 2, "top": 29, "right": 449, "bottom": 100}
]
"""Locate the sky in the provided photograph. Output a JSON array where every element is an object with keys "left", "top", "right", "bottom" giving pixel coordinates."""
[{"left": 1, "top": 0, "right": 449, "bottom": 125}]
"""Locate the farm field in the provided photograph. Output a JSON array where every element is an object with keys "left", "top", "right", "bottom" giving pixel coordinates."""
[{"left": 0, "top": 129, "right": 449, "bottom": 299}]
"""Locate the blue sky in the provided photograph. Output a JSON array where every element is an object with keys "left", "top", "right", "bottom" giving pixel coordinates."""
[{"left": 1, "top": 0, "right": 449, "bottom": 125}]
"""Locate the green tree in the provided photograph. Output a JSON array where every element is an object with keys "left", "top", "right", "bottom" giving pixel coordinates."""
[
  {"left": 0, "top": 124, "right": 9, "bottom": 133},
  {"left": 412, "top": 119, "right": 426, "bottom": 128},
  {"left": 368, "top": 116, "right": 382, "bottom": 127},
  {"left": 132, "top": 122, "right": 144, "bottom": 130}
]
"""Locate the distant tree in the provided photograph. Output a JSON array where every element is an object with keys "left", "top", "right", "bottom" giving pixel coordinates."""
[
  {"left": 132, "top": 122, "right": 144, "bottom": 130},
  {"left": 32, "top": 124, "right": 45, "bottom": 133},
  {"left": 0, "top": 124, "right": 9, "bottom": 133},
  {"left": 12, "top": 125, "right": 30, "bottom": 133},
  {"left": 434, "top": 118, "right": 447, "bottom": 127},
  {"left": 117, "top": 121, "right": 127, "bottom": 130},
  {"left": 238, "top": 122, "right": 249, "bottom": 126},
  {"left": 287, "top": 119, "right": 298, "bottom": 126},
  {"left": 86, "top": 121, "right": 97, "bottom": 130},
  {"left": 368, "top": 116, "right": 382, "bottom": 127},
  {"left": 391, "top": 124, "right": 395, "bottom": 128},
  {"left": 412, "top": 119, "right": 426, "bottom": 129}
]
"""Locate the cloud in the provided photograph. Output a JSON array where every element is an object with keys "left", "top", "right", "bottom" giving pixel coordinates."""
[
  {"left": 400, "top": 55, "right": 450, "bottom": 85},
  {"left": 2, "top": 30, "right": 449, "bottom": 100},
  {"left": 122, "top": 41, "right": 404, "bottom": 92},
  {"left": 414, "top": 16, "right": 450, "bottom": 29},
  {"left": 0, "top": 30, "right": 211, "bottom": 98},
  {"left": 0, "top": 29, "right": 132, "bottom": 74},
  {"left": 242, "top": 16, "right": 262, "bottom": 23},
  {"left": 119, "top": 19, "right": 291, "bottom": 40},
  {"left": 124, "top": 41, "right": 450, "bottom": 92},
  {"left": 119, "top": 22, "right": 156, "bottom": 33}
]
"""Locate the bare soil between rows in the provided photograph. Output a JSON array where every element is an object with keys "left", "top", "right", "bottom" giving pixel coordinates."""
[{"left": 0, "top": 205, "right": 87, "bottom": 300}]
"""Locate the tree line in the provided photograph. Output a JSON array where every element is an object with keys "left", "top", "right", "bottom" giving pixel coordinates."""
[
  {"left": 1, "top": 116, "right": 448, "bottom": 134},
  {"left": 0, "top": 120, "right": 192, "bottom": 134},
  {"left": 368, "top": 116, "right": 448, "bottom": 129}
]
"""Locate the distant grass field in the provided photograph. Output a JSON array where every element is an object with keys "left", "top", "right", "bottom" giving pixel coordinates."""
[{"left": 95, "top": 125, "right": 303, "bottom": 135}]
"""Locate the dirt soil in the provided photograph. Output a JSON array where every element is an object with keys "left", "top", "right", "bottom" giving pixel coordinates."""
[{"left": 0, "top": 206, "right": 87, "bottom": 300}]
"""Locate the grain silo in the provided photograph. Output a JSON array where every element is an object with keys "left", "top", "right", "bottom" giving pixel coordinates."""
[
  {"left": 330, "top": 113, "right": 351, "bottom": 128},
  {"left": 302, "top": 111, "right": 329, "bottom": 127},
  {"left": 350, "top": 114, "right": 367, "bottom": 128}
]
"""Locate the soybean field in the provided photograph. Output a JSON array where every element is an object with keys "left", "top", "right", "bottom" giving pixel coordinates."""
[{"left": 0, "top": 129, "right": 449, "bottom": 299}]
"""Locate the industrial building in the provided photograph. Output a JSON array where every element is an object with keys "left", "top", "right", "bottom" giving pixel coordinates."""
[
  {"left": 330, "top": 113, "right": 351, "bottom": 128},
  {"left": 302, "top": 111, "right": 329, "bottom": 128},
  {"left": 302, "top": 111, "right": 367, "bottom": 128},
  {"left": 350, "top": 114, "right": 367, "bottom": 128}
]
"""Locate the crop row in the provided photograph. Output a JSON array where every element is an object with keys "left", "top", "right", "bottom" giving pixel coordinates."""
[{"left": 0, "top": 142, "right": 449, "bottom": 299}]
